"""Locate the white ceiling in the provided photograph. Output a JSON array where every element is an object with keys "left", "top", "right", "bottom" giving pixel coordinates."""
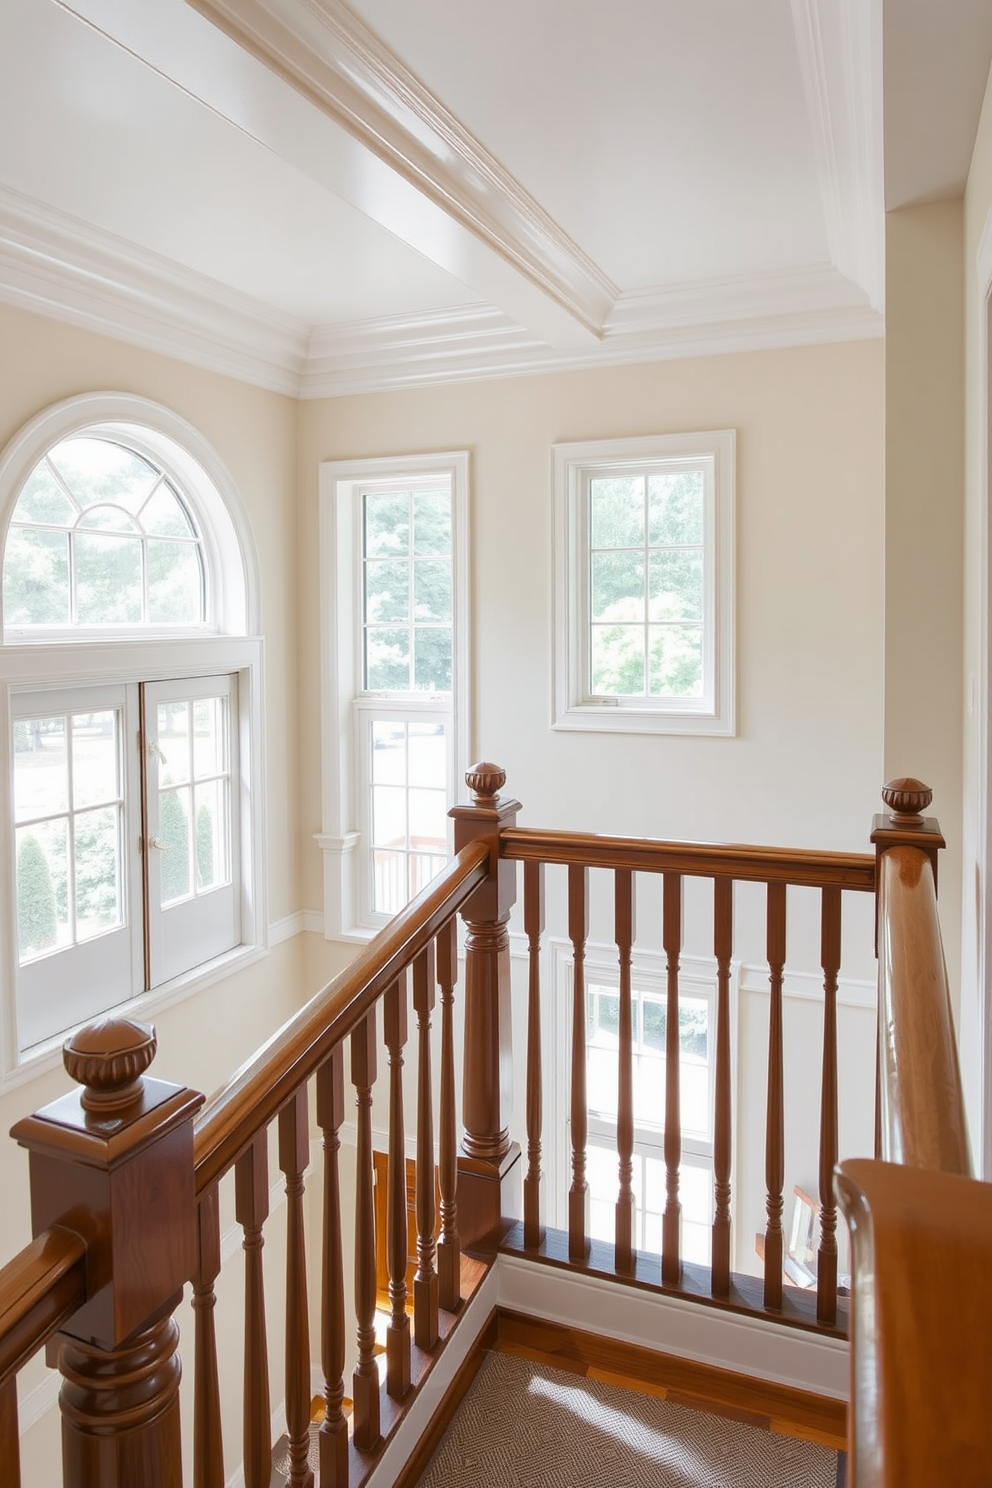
[{"left": 0, "top": 0, "right": 989, "bottom": 396}]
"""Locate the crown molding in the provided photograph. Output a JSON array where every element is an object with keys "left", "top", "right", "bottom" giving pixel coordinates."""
[
  {"left": 0, "top": 185, "right": 309, "bottom": 396},
  {"left": 182, "top": 0, "right": 617, "bottom": 341},
  {"left": 790, "top": 0, "right": 884, "bottom": 312}
]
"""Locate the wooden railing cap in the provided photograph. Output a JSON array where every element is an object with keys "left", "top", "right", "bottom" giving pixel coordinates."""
[
  {"left": 63, "top": 1017, "right": 157, "bottom": 1114},
  {"left": 880, "top": 778, "right": 932, "bottom": 826}
]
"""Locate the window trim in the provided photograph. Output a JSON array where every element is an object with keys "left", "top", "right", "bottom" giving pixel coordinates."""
[
  {"left": 317, "top": 451, "right": 470, "bottom": 939},
  {"left": 552, "top": 430, "right": 736, "bottom": 736}
]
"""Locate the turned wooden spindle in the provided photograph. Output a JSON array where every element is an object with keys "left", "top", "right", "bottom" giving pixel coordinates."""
[
  {"left": 0, "top": 1377, "right": 19, "bottom": 1488},
  {"left": 568, "top": 863, "right": 591, "bottom": 1261},
  {"left": 817, "top": 887, "right": 841, "bottom": 1327},
  {"left": 615, "top": 869, "right": 636, "bottom": 1274},
  {"left": 192, "top": 1187, "right": 224, "bottom": 1488},
  {"left": 662, "top": 873, "right": 683, "bottom": 1285},
  {"left": 413, "top": 943, "right": 440, "bottom": 1350},
  {"left": 11, "top": 1016, "right": 203, "bottom": 1488},
  {"left": 523, "top": 859, "right": 546, "bottom": 1249},
  {"left": 316, "top": 1046, "right": 348, "bottom": 1488},
  {"left": 279, "top": 1088, "right": 314, "bottom": 1488},
  {"left": 711, "top": 877, "right": 734, "bottom": 1299},
  {"left": 383, "top": 977, "right": 411, "bottom": 1398},
  {"left": 351, "top": 1011, "right": 380, "bottom": 1452},
  {"left": 436, "top": 917, "right": 462, "bottom": 1311},
  {"left": 764, "top": 881, "right": 787, "bottom": 1310},
  {"left": 450, "top": 764, "right": 521, "bottom": 1254},
  {"left": 236, "top": 1132, "right": 272, "bottom": 1488}
]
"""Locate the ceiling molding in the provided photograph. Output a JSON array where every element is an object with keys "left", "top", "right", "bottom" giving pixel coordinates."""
[
  {"left": 790, "top": 0, "right": 884, "bottom": 312},
  {"left": 0, "top": 185, "right": 308, "bottom": 396},
  {"left": 182, "top": 0, "right": 617, "bottom": 341}
]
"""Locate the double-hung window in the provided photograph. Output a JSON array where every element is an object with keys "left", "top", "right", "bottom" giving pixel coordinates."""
[
  {"left": 553, "top": 431, "right": 736, "bottom": 735},
  {"left": 319, "top": 453, "right": 469, "bottom": 937}
]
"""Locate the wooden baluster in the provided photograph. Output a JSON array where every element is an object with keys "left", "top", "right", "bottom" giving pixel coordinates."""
[
  {"left": 817, "top": 886, "right": 842, "bottom": 1326},
  {"left": 568, "top": 863, "right": 591, "bottom": 1261},
  {"left": 0, "top": 1376, "right": 20, "bottom": 1488},
  {"left": 236, "top": 1131, "right": 272, "bottom": 1488},
  {"left": 192, "top": 1186, "right": 225, "bottom": 1488},
  {"left": 384, "top": 977, "right": 411, "bottom": 1398},
  {"left": 316, "top": 1046, "right": 348, "bottom": 1488},
  {"left": 615, "top": 868, "right": 636, "bottom": 1274},
  {"left": 279, "top": 1088, "right": 315, "bottom": 1488},
  {"left": 662, "top": 872, "right": 683, "bottom": 1285},
  {"left": 764, "top": 880, "right": 787, "bottom": 1310},
  {"left": 413, "top": 943, "right": 440, "bottom": 1350},
  {"left": 523, "top": 860, "right": 546, "bottom": 1249},
  {"left": 351, "top": 1010, "right": 381, "bottom": 1452},
  {"left": 711, "top": 877, "right": 734, "bottom": 1298},
  {"left": 436, "top": 917, "right": 462, "bottom": 1310}
]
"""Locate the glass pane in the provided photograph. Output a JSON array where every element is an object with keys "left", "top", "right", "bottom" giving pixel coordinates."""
[
  {"left": 649, "top": 549, "right": 703, "bottom": 621},
  {"left": 681, "top": 1164, "right": 714, "bottom": 1265},
  {"left": 194, "top": 779, "right": 229, "bottom": 891},
  {"left": 159, "top": 787, "right": 191, "bottom": 905},
  {"left": 590, "top": 476, "right": 644, "bottom": 548},
  {"left": 366, "top": 628, "right": 411, "bottom": 690},
  {"left": 74, "top": 806, "right": 122, "bottom": 941},
  {"left": 633, "top": 1047, "right": 665, "bottom": 1128},
  {"left": 591, "top": 624, "right": 645, "bottom": 695},
  {"left": 192, "top": 698, "right": 225, "bottom": 779},
  {"left": 412, "top": 490, "right": 450, "bottom": 555},
  {"left": 413, "top": 558, "right": 451, "bottom": 622},
  {"left": 372, "top": 850, "right": 407, "bottom": 915},
  {"left": 586, "top": 1145, "right": 618, "bottom": 1245},
  {"left": 408, "top": 787, "right": 447, "bottom": 849},
  {"left": 414, "top": 627, "right": 452, "bottom": 691},
  {"left": 3, "top": 528, "right": 69, "bottom": 626},
  {"left": 642, "top": 997, "right": 666, "bottom": 1052},
  {"left": 72, "top": 711, "right": 119, "bottom": 809},
  {"left": 48, "top": 437, "right": 158, "bottom": 515},
  {"left": 13, "top": 460, "right": 75, "bottom": 525},
  {"left": 365, "top": 559, "right": 409, "bottom": 624},
  {"left": 591, "top": 551, "right": 643, "bottom": 622},
  {"left": 75, "top": 532, "right": 142, "bottom": 624},
  {"left": 372, "top": 784, "right": 407, "bottom": 848},
  {"left": 407, "top": 722, "right": 446, "bottom": 788},
  {"left": 364, "top": 491, "right": 409, "bottom": 558},
  {"left": 14, "top": 715, "right": 68, "bottom": 821},
  {"left": 648, "top": 470, "right": 704, "bottom": 546},
  {"left": 141, "top": 482, "right": 195, "bottom": 538},
  {"left": 147, "top": 540, "right": 203, "bottom": 623},
  {"left": 77, "top": 506, "right": 139, "bottom": 533},
  {"left": 16, "top": 820, "right": 69, "bottom": 961},
  {"left": 648, "top": 624, "right": 704, "bottom": 698},
  {"left": 408, "top": 851, "right": 445, "bottom": 897},
  {"left": 157, "top": 702, "right": 191, "bottom": 785},
  {"left": 371, "top": 721, "right": 407, "bottom": 784}
]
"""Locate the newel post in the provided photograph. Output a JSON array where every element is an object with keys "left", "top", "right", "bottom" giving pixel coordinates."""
[
  {"left": 870, "top": 777, "right": 945, "bottom": 890},
  {"left": 11, "top": 1017, "right": 204, "bottom": 1488},
  {"left": 449, "top": 763, "right": 522, "bottom": 1254}
]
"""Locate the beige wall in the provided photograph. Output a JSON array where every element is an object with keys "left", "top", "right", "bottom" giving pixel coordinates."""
[{"left": 962, "top": 60, "right": 992, "bottom": 1172}]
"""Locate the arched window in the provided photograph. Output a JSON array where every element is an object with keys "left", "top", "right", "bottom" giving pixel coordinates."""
[{"left": 0, "top": 395, "right": 264, "bottom": 1069}]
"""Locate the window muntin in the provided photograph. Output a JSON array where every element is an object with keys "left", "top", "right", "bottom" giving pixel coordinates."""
[
  {"left": 362, "top": 484, "right": 453, "bottom": 693},
  {"left": 3, "top": 436, "right": 205, "bottom": 631},
  {"left": 368, "top": 717, "right": 449, "bottom": 915}
]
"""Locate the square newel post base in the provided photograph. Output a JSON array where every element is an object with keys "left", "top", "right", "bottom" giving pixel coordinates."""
[{"left": 457, "top": 1142, "right": 521, "bottom": 1257}]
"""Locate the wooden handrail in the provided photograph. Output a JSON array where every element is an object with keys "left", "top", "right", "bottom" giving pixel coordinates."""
[
  {"left": 501, "top": 826, "right": 876, "bottom": 890},
  {"left": 0, "top": 1228, "right": 86, "bottom": 1384},
  {"left": 876, "top": 843, "right": 970, "bottom": 1173},
  {"left": 194, "top": 840, "right": 490, "bottom": 1192}
]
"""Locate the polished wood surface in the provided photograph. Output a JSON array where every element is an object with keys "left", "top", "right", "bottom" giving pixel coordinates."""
[
  {"left": 0, "top": 1374, "right": 19, "bottom": 1488},
  {"left": 279, "top": 1087, "right": 315, "bottom": 1488},
  {"left": 384, "top": 977, "right": 412, "bottom": 1399},
  {"left": 816, "top": 887, "right": 840, "bottom": 1327},
  {"left": 192, "top": 1187, "right": 224, "bottom": 1488},
  {"left": 567, "top": 863, "right": 590, "bottom": 1262},
  {"left": 413, "top": 945, "right": 440, "bottom": 1351},
  {"left": 763, "top": 881, "right": 786, "bottom": 1311},
  {"left": 837, "top": 1159, "right": 992, "bottom": 1485},
  {"left": 351, "top": 1010, "right": 381, "bottom": 1452},
  {"left": 876, "top": 844, "right": 970, "bottom": 1173},
  {"left": 523, "top": 859, "right": 545, "bottom": 1250},
  {"left": 317, "top": 1046, "right": 349, "bottom": 1488},
  {"left": 436, "top": 917, "right": 461, "bottom": 1311},
  {"left": 662, "top": 872, "right": 682, "bottom": 1285},
  {"left": 0, "top": 1227, "right": 85, "bottom": 1383},
  {"left": 711, "top": 877, "right": 733, "bottom": 1298},
  {"left": 615, "top": 869, "right": 635, "bottom": 1274},
  {"left": 235, "top": 1132, "right": 272, "bottom": 1488}
]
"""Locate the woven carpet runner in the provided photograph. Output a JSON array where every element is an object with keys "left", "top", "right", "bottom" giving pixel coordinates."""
[{"left": 414, "top": 1351, "right": 839, "bottom": 1488}]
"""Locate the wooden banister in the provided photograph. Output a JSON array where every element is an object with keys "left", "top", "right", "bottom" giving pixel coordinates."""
[{"left": 0, "top": 1228, "right": 86, "bottom": 1384}]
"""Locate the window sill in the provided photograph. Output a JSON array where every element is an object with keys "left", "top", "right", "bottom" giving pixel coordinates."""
[{"left": 553, "top": 703, "right": 736, "bottom": 737}]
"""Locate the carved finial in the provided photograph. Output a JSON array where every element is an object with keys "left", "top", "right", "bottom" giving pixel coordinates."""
[
  {"left": 63, "top": 1017, "right": 157, "bottom": 1113},
  {"left": 465, "top": 762, "right": 506, "bottom": 805},
  {"left": 881, "top": 777, "right": 933, "bottom": 827}
]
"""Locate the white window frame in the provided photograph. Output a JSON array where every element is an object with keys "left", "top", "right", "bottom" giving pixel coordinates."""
[
  {"left": 317, "top": 452, "right": 470, "bottom": 939},
  {"left": 0, "top": 395, "right": 266, "bottom": 1080},
  {"left": 552, "top": 431, "right": 736, "bottom": 736}
]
